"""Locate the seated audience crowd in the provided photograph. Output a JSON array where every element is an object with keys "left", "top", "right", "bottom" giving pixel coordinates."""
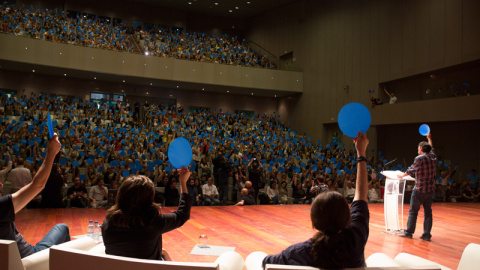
[
  {"left": 1, "top": 90, "right": 476, "bottom": 208},
  {"left": 0, "top": 2, "right": 275, "bottom": 69}
]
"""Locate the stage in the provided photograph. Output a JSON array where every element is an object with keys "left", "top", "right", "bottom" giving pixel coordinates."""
[{"left": 15, "top": 202, "right": 480, "bottom": 269}]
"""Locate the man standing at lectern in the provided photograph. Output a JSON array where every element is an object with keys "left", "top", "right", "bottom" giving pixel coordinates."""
[{"left": 397, "top": 133, "right": 436, "bottom": 241}]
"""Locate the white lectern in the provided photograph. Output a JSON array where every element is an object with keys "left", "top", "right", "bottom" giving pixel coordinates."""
[{"left": 380, "top": 170, "right": 415, "bottom": 234}]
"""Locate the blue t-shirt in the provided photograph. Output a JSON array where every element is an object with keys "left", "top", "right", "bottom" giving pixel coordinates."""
[
  {"left": 0, "top": 195, "right": 33, "bottom": 258},
  {"left": 262, "top": 200, "right": 369, "bottom": 268}
]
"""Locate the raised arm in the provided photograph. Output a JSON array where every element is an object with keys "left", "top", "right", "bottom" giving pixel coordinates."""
[
  {"left": 178, "top": 167, "right": 190, "bottom": 194},
  {"left": 353, "top": 132, "right": 369, "bottom": 202},
  {"left": 12, "top": 135, "right": 61, "bottom": 213},
  {"left": 383, "top": 87, "right": 390, "bottom": 96},
  {"left": 292, "top": 173, "right": 298, "bottom": 187},
  {"left": 426, "top": 132, "right": 433, "bottom": 148}
]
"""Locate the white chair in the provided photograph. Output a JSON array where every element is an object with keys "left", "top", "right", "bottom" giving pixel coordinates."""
[
  {"left": 366, "top": 253, "right": 401, "bottom": 267},
  {"left": 245, "top": 251, "right": 267, "bottom": 270},
  {"left": 0, "top": 237, "right": 96, "bottom": 270},
  {"left": 457, "top": 243, "right": 480, "bottom": 270},
  {"left": 49, "top": 245, "right": 244, "bottom": 270},
  {"left": 393, "top": 253, "right": 451, "bottom": 270},
  {"left": 394, "top": 243, "right": 480, "bottom": 270}
]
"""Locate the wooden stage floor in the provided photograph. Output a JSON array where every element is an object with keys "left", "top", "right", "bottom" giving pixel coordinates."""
[{"left": 15, "top": 202, "right": 480, "bottom": 269}]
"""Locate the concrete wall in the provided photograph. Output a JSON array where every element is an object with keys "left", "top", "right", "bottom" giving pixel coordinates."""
[
  {"left": 0, "top": 35, "right": 303, "bottom": 95},
  {"left": 246, "top": 0, "right": 480, "bottom": 169}
]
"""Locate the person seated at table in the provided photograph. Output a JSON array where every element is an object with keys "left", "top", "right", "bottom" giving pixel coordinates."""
[
  {"left": 102, "top": 167, "right": 192, "bottom": 260},
  {"left": 0, "top": 135, "right": 71, "bottom": 258},
  {"left": 262, "top": 132, "right": 370, "bottom": 269}
]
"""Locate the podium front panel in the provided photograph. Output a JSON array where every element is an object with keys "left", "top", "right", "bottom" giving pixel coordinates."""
[{"left": 384, "top": 178, "right": 406, "bottom": 233}]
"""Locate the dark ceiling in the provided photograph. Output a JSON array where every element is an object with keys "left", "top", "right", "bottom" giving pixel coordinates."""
[{"left": 124, "top": 0, "right": 299, "bottom": 19}]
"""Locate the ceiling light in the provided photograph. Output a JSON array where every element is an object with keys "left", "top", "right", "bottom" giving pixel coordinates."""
[
  {"left": 145, "top": 52, "right": 149, "bottom": 56},
  {"left": 188, "top": 2, "right": 192, "bottom": 4},
  {"left": 169, "top": 94, "right": 173, "bottom": 97},
  {"left": 247, "top": 2, "right": 251, "bottom": 4},
  {"left": 32, "top": 69, "right": 35, "bottom": 72},
  {"left": 122, "top": 60, "right": 125, "bottom": 63},
  {"left": 59, "top": 52, "right": 62, "bottom": 55},
  {"left": 91, "top": 57, "right": 94, "bottom": 59},
  {"left": 215, "top": 2, "right": 218, "bottom": 5},
  {"left": 94, "top": 77, "right": 96, "bottom": 80},
  {"left": 64, "top": 74, "right": 67, "bottom": 76},
  {"left": 146, "top": 92, "right": 149, "bottom": 95},
  {"left": 275, "top": 95, "right": 277, "bottom": 97},
  {"left": 229, "top": 10, "right": 232, "bottom": 12},
  {"left": 123, "top": 80, "right": 125, "bottom": 83},
  {"left": 251, "top": 93, "right": 253, "bottom": 95},
  {"left": 25, "top": 47, "right": 28, "bottom": 50},
  {"left": 227, "top": 91, "right": 230, "bottom": 93},
  {"left": 177, "top": 86, "right": 179, "bottom": 88},
  {"left": 150, "top": 83, "right": 153, "bottom": 85},
  {"left": 235, "top": 7, "right": 239, "bottom": 9},
  {"left": 202, "top": 88, "right": 205, "bottom": 91}
]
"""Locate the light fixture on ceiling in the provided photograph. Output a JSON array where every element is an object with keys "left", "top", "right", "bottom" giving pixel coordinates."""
[
  {"left": 94, "top": 77, "right": 96, "bottom": 80},
  {"left": 229, "top": 10, "right": 232, "bottom": 12},
  {"left": 123, "top": 80, "right": 125, "bottom": 83},
  {"left": 150, "top": 83, "right": 153, "bottom": 85},
  {"left": 64, "top": 74, "right": 67, "bottom": 76},
  {"left": 32, "top": 69, "right": 35, "bottom": 72},
  {"left": 145, "top": 52, "right": 149, "bottom": 56},
  {"left": 202, "top": 88, "right": 205, "bottom": 91},
  {"left": 227, "top": 91, "right": 230, "bottom": 93}
]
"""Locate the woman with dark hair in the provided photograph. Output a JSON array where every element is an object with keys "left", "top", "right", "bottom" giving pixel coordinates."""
[
  {"left": 262, "top": 132, "right": 369, "bottom": 268},
  {"left": 102, "top": 167, "right": 191, "bottom": 260}
]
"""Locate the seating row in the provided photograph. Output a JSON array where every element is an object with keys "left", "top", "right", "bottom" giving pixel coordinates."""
[{"left": 3, "top": 236, "right": 479, "bottom": 270}]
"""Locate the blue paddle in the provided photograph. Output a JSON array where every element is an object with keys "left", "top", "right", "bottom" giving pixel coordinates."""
[{"left": 47, "top": 113, "right": 54, "bottom": 139}]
